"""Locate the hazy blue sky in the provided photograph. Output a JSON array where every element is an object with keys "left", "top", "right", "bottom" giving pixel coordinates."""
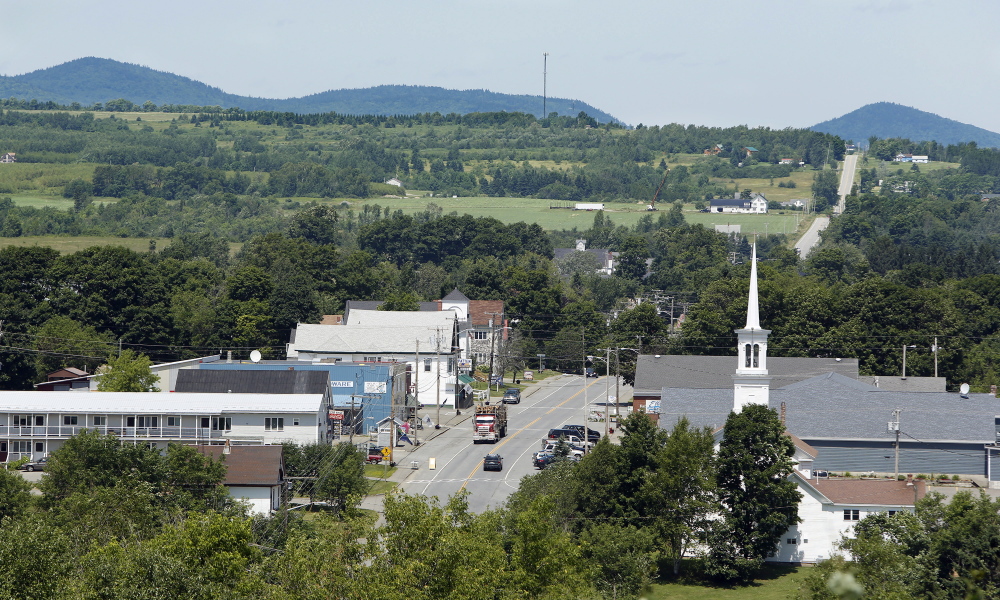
[{"left": 2, "top": 0, "right": 997, "bottom": 132}]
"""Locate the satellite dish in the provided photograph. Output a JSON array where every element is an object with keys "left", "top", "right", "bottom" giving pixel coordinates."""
[
  {"left": 960, "top": 383, "right": 970, "bottom": 395},
  {"left": 250, "top": 350, "right": 262, "bottom": 363}
]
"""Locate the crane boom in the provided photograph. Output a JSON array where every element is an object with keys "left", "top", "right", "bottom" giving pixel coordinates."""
[{"left": 648, "top": 167, "right": 669, "bottom": 210}]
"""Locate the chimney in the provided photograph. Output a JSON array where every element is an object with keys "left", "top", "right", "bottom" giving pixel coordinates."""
[
  {"left": 991, "top": 385, "right": 997, "bottom": 397},
  {"left": 226, "top": 350, "right": 232, "bottom": 363},
  {"left": 780, "top": 402, "right": 786, "bottom": 426},
  {"left": 224, "top": 439, "right": 231, "bottom": 455},
  {"left": 906, "top": 473, "right": 913, "bottom": 486}
]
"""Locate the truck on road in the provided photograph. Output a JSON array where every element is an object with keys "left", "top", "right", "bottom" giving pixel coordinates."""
[{"left": 473, "top": 404, "right": 507, "bottom": 443}]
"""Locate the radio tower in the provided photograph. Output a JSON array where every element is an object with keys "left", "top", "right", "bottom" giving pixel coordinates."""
[{"left": 543, "top": 52, "right": 549, "bottom": 119}]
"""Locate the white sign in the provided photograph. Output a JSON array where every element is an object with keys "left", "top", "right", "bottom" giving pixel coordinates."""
[
  {"left": 457, "top": 358, "right": 472, "bottom": 369},
  {"left": 645, "top": 400, "right": 661, "bottom": 414},
  {"left": 365, "top": 381, "right": 387, "bottom": 394},
  {"left": 330, "top": 381, "right": 353, "bottom": 388}
]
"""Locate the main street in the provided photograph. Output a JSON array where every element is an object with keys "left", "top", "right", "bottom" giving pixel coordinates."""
[{"left": 396, "top": 374, "right": 619, "bottom": 513}]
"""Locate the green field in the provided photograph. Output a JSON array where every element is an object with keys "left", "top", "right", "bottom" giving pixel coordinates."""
[
  {"left": 0, "top": 235, "right": 173, "bottom": 253},
  {"left": 648, "top": 565, "right": 809, "bottom": 599},
  {"left": 339, "top": 196, "right": 811, "bottom": 237}
]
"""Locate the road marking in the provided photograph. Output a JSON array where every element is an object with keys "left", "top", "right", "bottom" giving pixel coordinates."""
[{"left": 459, "top": 376, "right": 606, "bottom": 491}]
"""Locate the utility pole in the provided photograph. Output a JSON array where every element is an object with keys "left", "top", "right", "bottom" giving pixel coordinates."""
[
  {"left": 902, "top": 344, "right": 916, "bottom": 378},
  {"left": 486, "top": 312, "right": 503, "bottom": 390},
  {"left": 436, "top": 330, "right": 442, "bottom": 423},
  {"left": 890, "top": 408, "right": 901, "bottom": 479},
  {"left": 604, "top": 346, "right": 611, "bottom": 438},
  {"left": 615, "top": 349, "right": 620, "bottom": 426},
  {"left": 932, "top": 337, "right": 943, "bottom": 378},
  {"left": 582, "top": 328, "right": 588, "bottom": 453}
]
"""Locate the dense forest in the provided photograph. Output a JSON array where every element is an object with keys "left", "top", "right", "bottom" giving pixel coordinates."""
[{"left": 1, "top": 105, "right": 1000, "bottom": 393}]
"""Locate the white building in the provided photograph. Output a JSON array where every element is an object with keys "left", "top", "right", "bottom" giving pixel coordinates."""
[
  {"left": 287, "top": 310, "right": 462, "bottom": 408},
  {"left": 199, "top": 445, "right": 285, "bottom": 515},
  {"left": 709, "top": 193, "right": 768, "bottom": 214},
  {"left": 0, "top": 392, "right": 328, "bottom": 461}
]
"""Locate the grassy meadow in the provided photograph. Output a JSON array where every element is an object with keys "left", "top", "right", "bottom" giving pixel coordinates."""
[{"left": 647, "top": 564, "right": 809, "bottom": 600}]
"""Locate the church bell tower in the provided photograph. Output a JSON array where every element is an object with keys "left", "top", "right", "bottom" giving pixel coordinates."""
[{"left": 733, "top": 244, "right": 771, "bottom": 412}]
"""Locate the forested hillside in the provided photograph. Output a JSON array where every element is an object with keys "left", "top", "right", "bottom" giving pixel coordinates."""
[
  {"left": 2, "top": 103, "right": 1000, "bottom": 394},
  {"left": 812, "top": 102, "right": 1000, "bottom": 148},
  {"left": 0, "top": 57, "right": 617, "bottom": 122}
]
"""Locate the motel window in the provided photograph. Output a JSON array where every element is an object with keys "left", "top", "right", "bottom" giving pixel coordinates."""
[
  {"left": 63, "top": 416, "right": 78, "bottom": 425},
  {"left": 12, "top": 441, "right": 29, "bottom": 453},
  {"left": 93, "top": 416, "right": 107, "bottom": 426},
  {"left": 265, "top": 418, "right": 284, "bottom": 431},
  {"left": 137, "top": 416, "right": 158, "bottom": 428},
  {"left": 13, "top": 415, "right": 27, "bottom": 426},
  {"left": 201, "top": 417, "right": 210, "bottom": 428},
  {"left": 34, "top": 415, "right": 45, "bottom": 426},
  {"left": 844, "top": 509, "right": 860, "bottom": 521},
  {"left": 167, "top": 416, "right": 181, "bottom": 427},
  {"left": 34, "top": 442, "right": 44, "bottom": 453},
  {"left": 293, "top": 418, "right": 300, "bottom": 426}
]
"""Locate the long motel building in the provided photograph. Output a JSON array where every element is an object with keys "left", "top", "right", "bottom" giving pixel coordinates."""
[{"left": 0, "top": 391, "right": 331, "bottom": 461}]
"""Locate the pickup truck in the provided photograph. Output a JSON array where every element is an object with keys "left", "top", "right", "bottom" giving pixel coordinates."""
[{"left": 539, "top": 442, "right": 585, "bottom": 457}]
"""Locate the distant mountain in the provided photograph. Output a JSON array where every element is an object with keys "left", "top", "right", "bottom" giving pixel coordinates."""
[
  {"left": 811, "top": 102, "right": 1000, "bottom": 148},
  {"left": 0, "top": 57, "right": 619, "bottom": 122}
]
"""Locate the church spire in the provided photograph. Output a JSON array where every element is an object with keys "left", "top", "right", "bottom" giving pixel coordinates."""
[{"left": 745, "top": 243, "right": 760, "bottom": 330}]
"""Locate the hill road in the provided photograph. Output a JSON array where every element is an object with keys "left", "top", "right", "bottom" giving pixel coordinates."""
[{"left": 794, "top": 153, "right": 859, "bottom": 257}]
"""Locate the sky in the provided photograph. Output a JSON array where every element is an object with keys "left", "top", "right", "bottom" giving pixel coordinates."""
[{"left": 2, "top": 0, "right": 999, "bottom": 132}]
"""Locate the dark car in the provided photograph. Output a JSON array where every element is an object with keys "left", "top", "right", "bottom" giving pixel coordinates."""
[
  {"left": 20, "top": 457, "right": 48, "bottom": 472},
  {"left": 532, "top": 452, "right": 555, "bottom": 469},
  {"left": 561, "top": 424, "right": 601, "bottom": 443},
  {"left": 501, "top": 388, "right": 521, "bottom": 404},
  {"left": 585, "top": 367, "right": 599, "bottom": 378},
  {"left": 483, "top": 454, "right": 503, "bottom": 471}
]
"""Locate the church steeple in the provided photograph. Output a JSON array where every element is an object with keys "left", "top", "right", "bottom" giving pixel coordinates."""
[{"left": 733, "top": 243, "right": 771, "bottom": 412}]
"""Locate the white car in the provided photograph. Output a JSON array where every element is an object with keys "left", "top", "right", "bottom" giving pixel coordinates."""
[{"left": 539, "top": 442, "right": 585, "bottom": 457}]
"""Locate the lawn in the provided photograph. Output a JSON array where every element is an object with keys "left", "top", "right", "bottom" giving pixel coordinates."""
[
  {"left": 0, "top": 235, "right": 173, "bottom": 253},
  {"left": 647, "top": 565, "right": 809, "bottom": 600}
]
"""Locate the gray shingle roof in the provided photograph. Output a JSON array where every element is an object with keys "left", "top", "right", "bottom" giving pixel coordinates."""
[
  {"left": 634, "top": 355, "right": 859, "bottom": 394},
  {"left": 656, "top": 372, "right": 1000, "bottom": 444},
  {"left": 175, "top": 369, "right": 329, "bottom": 394}
]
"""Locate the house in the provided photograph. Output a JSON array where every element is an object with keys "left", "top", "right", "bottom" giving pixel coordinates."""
[
  {"left": 893, "top": 153, "right": 913, "bottom": 162},
  {"left": 553, "top": 239, "right": 616, "bottom": 276},
  {"left": 0, "top": 153, "right": 15, "bottom": 163},
  {"left": 709, "top": 192, "right": 768, "bottom": 214},
  {"left": 36, "top": 368, "right": 91, "bottom": 391},
  {"left": 779, "top": 199, "right": 807, "bottom": 209},
  {"left": 775, "top": 473, "right": 926, "bottom": 563},
  {"left": 778, "top": 158, "right": 795, "bottom": 165},
  {"left": 703, "top": 144, "right": 724, "bottom": 155},
  {"left": 911, "top": 155, "right": 929, "bottom": 163},
  {"left": 199, "top": 444, "right": 285, "bottom": 515},
  {"left": 0, "top": 391, "right": 330, "bottom": 461},
  {"left": 286, "top": 310, "right": 462, "bottom": 408},
  {"left": 385, "top": 177, "right": 404, "bottom": 187},
  {"left": 742, "top": 147, "right": 758, "bottom": 158}
]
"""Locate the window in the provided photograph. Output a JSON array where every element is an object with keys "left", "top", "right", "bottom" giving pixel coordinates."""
[
  {"left": 126, "top": 416, "right": 135, "bottom": 427},
  {"left": 211, "top": 417, "right": 231, "bottom": 431},
  {"left": 265, "top": 418, "right": 284, "bottom": 431},
  {"left": 293, "top": 418, "right": 300, "bottom": 426},
  {"left": 34, "top": 415, "right": 44, "bottom": 426},
  {"left": 887, "top": 510, "right": 897, "bottom": 516},
  {"left": 93, "top": 416, "right": 107, "bottom": 426},
  {"left": 201, "top": 417, "right": 210, "bottom": 428},
  {"left": 474, "top": 352, "right": 487, "bottom": 362},
  {"left": 363, "top": 356, "right": 381, "bottom": 363},
  {"left": 744, "top": 344, "right": 751, "bottom": 368},
  {"left": 167, "top": 416, "right": 181, "bottom": 427},
  {"left": 137, "top": 416, "right": 158, "bottom": 428},
  {"left": 13, "top": 415, "right": 27, "bottom": 426},
  {"left": 448, "top": 357, "right": 455, "bottom": 374},
  {"left": 63, "top": 415, "right": 78, "bottom": 425},
  {"left": 34, "top": 442, "right": 44, "bottom": 452},
  {"left": 786, "top": 538, "right": 798, "bottom": 544},
  {"left": 752, "top": 344, "right": 760, "bottom": 368},
  {"left": 424, "top": 358, "right": 432, "bottom": 372},
  {"left": 146, "top": 442, "right": 158, "bottom": 450},
  {"left": 474, "top": 331, "right": 488, "bottom": 340},
  {"left": 12, "top": 441, "right": 29, "bottom": 453},
  {"left": 844, "top": 509, "right": 860, "bottom": 521}
]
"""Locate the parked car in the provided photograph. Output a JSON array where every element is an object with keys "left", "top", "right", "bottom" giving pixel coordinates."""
[
  {"left": 561, "top": 424, "right": 601, "bottom": 442},
  {"left": 483, "top": 454, "right": 503, "bottom": 471},
  {"left": 20, "top": 457, "right": 48, "bottom": 472},
  {"left": 532, "top": 452, "right": 555, "bottom": 469},
  {"left": 539, "top": 442, "right": 585, "bottom": 457},
  {"left": 546, "top": 429, "right": 594, "bottom": 447},
  {"left": 501, "top": 388, "right": 521, "bottom": 404}
]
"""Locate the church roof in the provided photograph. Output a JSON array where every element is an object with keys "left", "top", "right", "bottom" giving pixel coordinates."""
[
  {"left": 634, "top": 354, "right": 859, "bottom": 393},
  {"left": 442, "top": 288, "right": 470, "bottom": 302}
]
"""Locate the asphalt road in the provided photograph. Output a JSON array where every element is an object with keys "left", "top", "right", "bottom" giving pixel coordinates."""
[
  {"left": 397, "top": 374, "right": 616, "bottom": 513},
  {"left": 835, "top": 153, "right": 859, "bottom": 214}
]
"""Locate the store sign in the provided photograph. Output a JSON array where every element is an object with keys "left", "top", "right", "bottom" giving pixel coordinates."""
[
  {"left": 364, "top": 381, "right": 387, "bottom": 394},
  {"left": 330, "top": 381, "right": 352, "bottom": 388},
  {"left": 329, "top": 410, "right": 344, "bottom": 421}
]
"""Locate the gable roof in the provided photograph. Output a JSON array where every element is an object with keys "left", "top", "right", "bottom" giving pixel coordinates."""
[
  {"left": 198, "top": 445, "right": 284, "bottom": 487},
  {"left": 175, "top": 369, "right": 329, "bottom": 394},
  {"left": 289, "top": 323, "right": 451, "bottom": 355},
  {"left": 656, "top": 371, "right": 1000, "bottom": 444},
  {"left": 469, "top": 300, "right": 504, "bottom": 327},
  {"left": 634, "top": 354, "right": 859, "bottom": 393},
  {"left": 796, "top": 474, "right": 926, "bottom": 507},
  {"left": 442, "top": 289, "right": 470, "bottom": 302},
  {"left": 344, "top": 309, "right": 455, "bottom": 329}
]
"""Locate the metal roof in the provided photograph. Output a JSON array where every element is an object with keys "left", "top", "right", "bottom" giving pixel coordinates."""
[
  {"left": 0, "top": 391, "right": 324, "bottom": 414},
  {"left": 175, "top": 369, "right": 330, "bottom": 394},
  {"left": 634, "top": 354, "right": 859, "bottom": 393},
  {"left": 289, "top": 323, "right": 452, "bottom": 356}
]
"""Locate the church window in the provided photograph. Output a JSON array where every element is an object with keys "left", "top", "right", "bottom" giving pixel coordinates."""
[
  {"left": 745, "top": 344, "right": 751, "bottom": 368},
  {"left": 753, "top": 344, "right": 760, "bottom": 368}
]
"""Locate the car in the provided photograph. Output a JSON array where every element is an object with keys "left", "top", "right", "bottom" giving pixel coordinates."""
[
  {"left": 539, "top": 442, "right": 585, "bottom": 457},
  {"left": 501, "top": 388, "right": 521, "bottom": 404},
  {"left": 585, "top": 367, "right": 599, "bottom": 378},
  {"left": 483, "top": 454, "right": 503, "bottom": 471},
  {"left": 532, "top": 452, "right": 555, "bottom": 469},
  {"left": 546, "top": 429, "right": 594, "bottom": 447},
  {"left": 20, "top": 457, "right": 48, "bottom": 472},
  {"left": 561, "top": 424, "right": 601, "bottom": 443}
]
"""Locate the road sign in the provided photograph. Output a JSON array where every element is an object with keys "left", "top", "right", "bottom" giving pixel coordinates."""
[{"left": 380, "top": 447, "right": 391, "bottom": 458}]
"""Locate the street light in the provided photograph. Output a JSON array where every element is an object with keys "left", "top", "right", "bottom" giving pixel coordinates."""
[{"left": 902, "top": 344, "right": 917, "bottom": 378}]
